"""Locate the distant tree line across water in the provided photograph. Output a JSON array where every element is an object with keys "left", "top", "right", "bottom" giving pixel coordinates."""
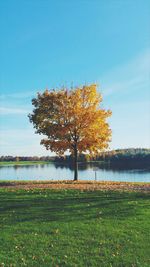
[
  {"left": 0, "top": 148, "right": 150, "bottom": 169},
  {"left": 54, "top": 148, "right": 150, "bottom": 170}
]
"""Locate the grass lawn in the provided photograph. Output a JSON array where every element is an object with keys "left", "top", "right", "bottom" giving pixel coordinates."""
[{"left": 0, "top": 189, "right": 149, "bottom": 267}]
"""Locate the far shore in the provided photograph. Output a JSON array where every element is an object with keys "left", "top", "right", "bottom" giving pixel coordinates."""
[
  {"left": 0, "top": 180, "right": 150, "bottom": 192},
  {"left": 0, "top": 161, "right": 51, "bottom": 166}
]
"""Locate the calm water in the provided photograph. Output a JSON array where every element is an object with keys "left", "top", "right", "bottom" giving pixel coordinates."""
[{"left": 0, "top": 162, "right": 150, "bottom": 182}]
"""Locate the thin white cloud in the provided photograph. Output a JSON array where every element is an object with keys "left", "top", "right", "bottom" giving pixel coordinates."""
[
  {"left": 0, "top": 91, "right": 37, "bottom": 100},
  {"left": 98, "top": 49, "right": 150, "bottom": 150},
  {"left": 0, "top": 128, "right": 45, "bottom": 142},
  {"left": 0, "top": 129, "right": 50, "bottom": 156},
  {"left": 100, "top": 49, "right": 150, "bottom": 97},
  {"left": 0, "top": 107, "right": 30, "bottom": 115},
  {"left": 0, "top": 129, "right": 33, "bottom": 138}
]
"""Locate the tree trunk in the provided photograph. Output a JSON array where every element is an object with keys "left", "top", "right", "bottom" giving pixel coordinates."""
[{"left": 74, "top": 145, "right": 78, "bottom": 181}]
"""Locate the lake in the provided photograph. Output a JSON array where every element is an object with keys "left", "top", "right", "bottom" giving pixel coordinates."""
[{"left": 0, "top": 162, "right": 150, "bottom": 182}]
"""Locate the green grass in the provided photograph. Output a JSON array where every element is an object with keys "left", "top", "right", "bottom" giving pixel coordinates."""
[
  {"left": 0, "top": 161, "right": 51, "bottom": 166},
  {"left": 0, "top": 189, "right": 149, "bottom": 267}
]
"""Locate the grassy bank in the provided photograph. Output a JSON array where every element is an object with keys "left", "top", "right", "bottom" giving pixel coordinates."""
[{"left": 0, "top": 189, "right": 150, "bottom": 266}]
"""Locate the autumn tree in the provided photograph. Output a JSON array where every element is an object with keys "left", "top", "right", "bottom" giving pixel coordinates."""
[{"left": 29, "top": 84, "right": 112, "bottom": 180}]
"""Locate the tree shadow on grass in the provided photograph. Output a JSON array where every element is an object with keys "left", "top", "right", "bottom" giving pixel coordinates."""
[{"left": 0, "top": 190, "right": 149, "bottom": 225}]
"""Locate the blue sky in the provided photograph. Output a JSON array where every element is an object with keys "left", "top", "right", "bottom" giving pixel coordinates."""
[{"left": 0, "top": 0, "right": 150, "bottom": 156}]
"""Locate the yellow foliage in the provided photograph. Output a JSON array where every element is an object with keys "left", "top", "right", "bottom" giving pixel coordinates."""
[{"left": 29, "top": 84, "right": 112, "bottom": 156}]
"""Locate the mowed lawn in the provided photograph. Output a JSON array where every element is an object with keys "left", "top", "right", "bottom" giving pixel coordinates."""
[{"left": 0, "top": 189, "right": 149, "bottom": 267}]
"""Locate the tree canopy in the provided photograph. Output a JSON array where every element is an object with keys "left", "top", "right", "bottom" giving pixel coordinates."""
[{"left": 29, "top": 84, "right": 112, "bottom": 180}]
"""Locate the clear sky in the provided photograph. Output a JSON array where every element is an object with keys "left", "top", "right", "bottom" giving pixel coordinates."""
[{"left": 0, "top": 0, "right": 150, "bottom": 156}]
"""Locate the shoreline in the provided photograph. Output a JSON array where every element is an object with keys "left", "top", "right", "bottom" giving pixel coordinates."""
[
  {"left": 0, "top": 161, "right": 51, "bottom": 166},
  {"left": 0, "top": 180, "right": 150, "bottom": 192}
]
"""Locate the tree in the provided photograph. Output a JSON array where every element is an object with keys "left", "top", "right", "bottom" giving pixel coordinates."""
[{"left": 29, "top": 84, "right": 112, "bottom": 180}]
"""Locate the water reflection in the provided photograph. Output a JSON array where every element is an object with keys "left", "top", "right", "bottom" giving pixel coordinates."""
[
  {"left": 0, "top": 163, "right": 50, "bottom": 169},
  {"left": 0, "top": 162, "right": 150, "bottom": 182},
  {"left": 53, "top": 161, "right": 150, "bottom": 173}
]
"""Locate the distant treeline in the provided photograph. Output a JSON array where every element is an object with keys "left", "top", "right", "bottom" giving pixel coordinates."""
[
  {"left": 0, "top": 156, "right": 55, "bottom": 162},
  {"left": 0, "top": 148, "right": 150, "bottom": 169},
  {"left": 54, "top": 148, "right": 150, "bottom": 169}
]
